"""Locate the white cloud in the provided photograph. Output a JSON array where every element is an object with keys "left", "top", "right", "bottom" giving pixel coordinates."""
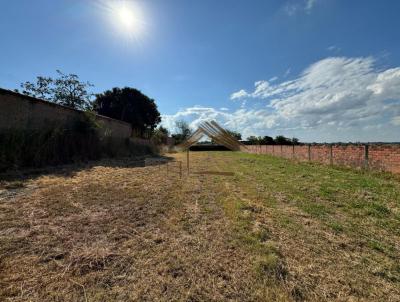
[
  {"left": 391, "top": 116, "right": 400, "bottom": 126},
  {"left": 164, "top": 56, "right": 400, "bottom": 142},
  {"left": 161, "top": 106, "right": 277, "bottom": 139},
  {"left": 230, "top": 89, "right": 248, "bottom": 100},
  {"left": 367, "top": 68, "right": 400, "bottom": 99},
  {"left": 327, "top": 45, "right": 341, "bottom": 52},
  {"left": 284, "top": 3, "right": 298, "bottom": 16},
  {"left": 285, "top": 0, "right": 318, "bottom": 16},
  {"left": 230, "top": 57, "right": 400, "bottom": 127},
  {"left": 305, "top": 0, "right": 317, "bottom": 12}
]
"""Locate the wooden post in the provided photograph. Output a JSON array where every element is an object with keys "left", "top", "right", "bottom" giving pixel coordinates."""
[
  {"left": 272, "top": 145, "right": 275, "bottom": 155},
  {"left": 364, "top": 144, "right": 369, "bottom": 169},
  {"left": 187, "top": 149, "right": 190, "bottom": 175},
  {"left": 292, "top": 144, "right": 295, "bottom": 160},
  {"left": 308, "top": 144, "right": 311, "bottom": 161},
  {"left": 280, "top": 145, "right": 283, "bottom": 156},
  {"left": 329, "top": 144, "right": 333, "bottom": 165}
]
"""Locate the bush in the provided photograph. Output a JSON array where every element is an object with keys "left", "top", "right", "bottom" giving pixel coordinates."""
[{"left": 0, "top": 114, "right": 156, "bottom": 172}]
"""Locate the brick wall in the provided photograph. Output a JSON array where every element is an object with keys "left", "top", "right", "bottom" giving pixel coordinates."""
[
  {"left": 0, "top": 88, "right": 132, "bottom": 138},
  {"left": 242, "top": 144, "right": 400, "bottom": 174}
]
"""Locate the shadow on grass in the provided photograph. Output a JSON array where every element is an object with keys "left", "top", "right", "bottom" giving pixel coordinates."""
[{"left": 0, "top": 154, "right": 176, "bottom": 185}]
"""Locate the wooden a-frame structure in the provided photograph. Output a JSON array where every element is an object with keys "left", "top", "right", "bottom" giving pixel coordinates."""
[{"left": 178, "top": 121, "right": 247, "bottom": 173}]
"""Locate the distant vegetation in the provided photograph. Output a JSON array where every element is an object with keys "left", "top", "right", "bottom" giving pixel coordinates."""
[
  {"left": 246, "top": 135, "right": 300, "bottom": 145},
  {"left": 171, "top": 120, "right": 192, "bottom": 145},
  {"left": 152, "top": 126, "right": 170, "bottom": 145}
]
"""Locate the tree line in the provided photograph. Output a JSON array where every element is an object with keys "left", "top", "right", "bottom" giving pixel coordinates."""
[
  {"left": 15, "top": 71, "right": 300, "bottom": 145},
  {"left": 245, "top": 135, "right": 300, "bottom": 145}
]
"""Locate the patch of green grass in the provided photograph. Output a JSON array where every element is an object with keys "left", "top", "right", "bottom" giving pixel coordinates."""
[
  {"left": 366, "top": 203, "right": 391, "bottom": 218},
  {"left": 368, "top": 239, "right": 386, "bottom": 253},
  {"left": 219, "top": 193, "right": 284, "bottom": 281},
  {"left": 300, "top": 202, "right": 329, "bottom": 218},
  {"left": 223, "top": 152, "right": 400, "bottom": 232},
  {"left": 327, "top": 221, "right": 345, "bottom": 233},
  {"left": 205, "top": 151, "right": 400, "bottom": 300},
  {"left": 275, "top": 214, "right": 302, "bottom": 231}
]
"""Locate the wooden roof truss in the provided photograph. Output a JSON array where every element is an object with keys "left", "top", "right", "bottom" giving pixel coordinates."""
[{"left": 179, "top": 121, "right": 246, "bottom": 151}]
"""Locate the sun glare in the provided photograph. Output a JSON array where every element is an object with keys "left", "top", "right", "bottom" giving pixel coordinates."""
[
  {"left": 117, "top": 6, "right": 136, "bottom": 29},
  {"left": 104, "top": 1, "right": 146, "bottom": 40}
]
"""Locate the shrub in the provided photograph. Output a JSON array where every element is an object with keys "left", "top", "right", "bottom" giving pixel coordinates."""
[{"left": 0, "top": 114, "right": 156, "bottom": 172}]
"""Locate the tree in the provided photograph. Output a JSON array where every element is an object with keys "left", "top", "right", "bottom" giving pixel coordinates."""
[
  {"left": 52, "top": 71, "right": 94, "bottom": 109},
  {"left": 291, "top": 137, "right": 300, "bottom": 145},
  {"left": 247, "top": 136, "right": 261, "bottom": 145},
  {"left": 226, "top": 130, "right": 242, "bottom": 140},
  {"left": 152, "top": 126, "right": 169, "bottom": 144},
  {"left": 19, "top": 70, "right": 93, "bottom": 110},
  {"left": 171, "top": 120, "right": 192, "bottom": 145},
  {"left": 274, "top": 135, "right": 292, "bottom": 145},
  {"left": 261, "top": 135, "right": 274, "bottom": 144},
  {"left": 210, "top": 129, "right": 241, "bottom": 144},
  {"left": 93, "top": 87, "right": 161, "bottom": 137}
]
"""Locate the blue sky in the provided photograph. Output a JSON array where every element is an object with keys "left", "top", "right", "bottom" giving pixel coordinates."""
[{"left": 1, "top": 0, "right": 400, "bottom": 142}]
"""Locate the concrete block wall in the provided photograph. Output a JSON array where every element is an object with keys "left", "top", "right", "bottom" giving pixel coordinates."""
[
  {"left": 243, "top": 144, "right": 400, "bottom": 174},
  {"left": 0, "top": 88, "right": 132, "bottom": 138}
]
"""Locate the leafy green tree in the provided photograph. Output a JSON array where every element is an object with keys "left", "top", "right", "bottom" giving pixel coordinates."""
[
  {"left": 93, "top": 87, "right": 161, "bottom": 137},
  {"left": 274, "top": 135, "right": 292, "bottom": 145},
  {"left": 261, "top": 135, "right": 274, "bottom": 144},
  {"left": 246, "top": 136, "right": 261, "bottom": 145},
  {"left": 19, "top": 70, "right": 93, "bottom": 109},
  {"left": 291, "top": 137, "right": 300, "bottom": 145},
  {"left": 246, "top": 134, "right": 299, "bottom": 145}
]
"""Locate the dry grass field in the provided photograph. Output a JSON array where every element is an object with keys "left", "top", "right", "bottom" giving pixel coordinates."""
[{"left": 1, "top": 151, "right": 400, "bottom": 301}]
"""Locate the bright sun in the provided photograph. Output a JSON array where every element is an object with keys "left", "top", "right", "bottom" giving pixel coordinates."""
[
  {"left": 117, "top": 6, "right": 136, "bottom": 29},
  {"left": 106, "top": 1, "right": 146, "bottom": 39}
]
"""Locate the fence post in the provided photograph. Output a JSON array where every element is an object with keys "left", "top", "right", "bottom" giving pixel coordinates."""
[
  {"left": 280, "top": 145, "right": 283, "bottom": 157},
  {"left": 187, "top": 149, "right": 190, "bottom": 174},
  {"left": 329, "top": 144, "right": 333, "bottom": 165},
  {"left": 364, "top": 144, "right": 369, "bottom": 169},
  {"left": 273, "top": 145, "right": 275, "bottom": 155},
  {"left": 179, "top": 161, "right": 182, "bottom": 179},
  {"left": 292, "top": 144, "right": 295, "bottom": 160},
  {"left": 308, "top": 144, "right": 311, "bottom": 161}
]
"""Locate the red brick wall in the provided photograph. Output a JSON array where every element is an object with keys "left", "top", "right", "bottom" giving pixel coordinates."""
[
  {"left": 369, "top": 145, "right": 400, "bottom": 174},
  {"left": 332, "top": 145, "right": 364, "bottom": 168},
  {"left": 242, "top": 144, "right": 400, "bottom": 174},
  {"left": 310, "top": 145, "right": 331, "bottom": 165},
  {"left": 0, "top": 88, "right": 132, "bottom": 138},
  {"left": 294, "top": 145, "right": 309, "bottom": 161}
]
